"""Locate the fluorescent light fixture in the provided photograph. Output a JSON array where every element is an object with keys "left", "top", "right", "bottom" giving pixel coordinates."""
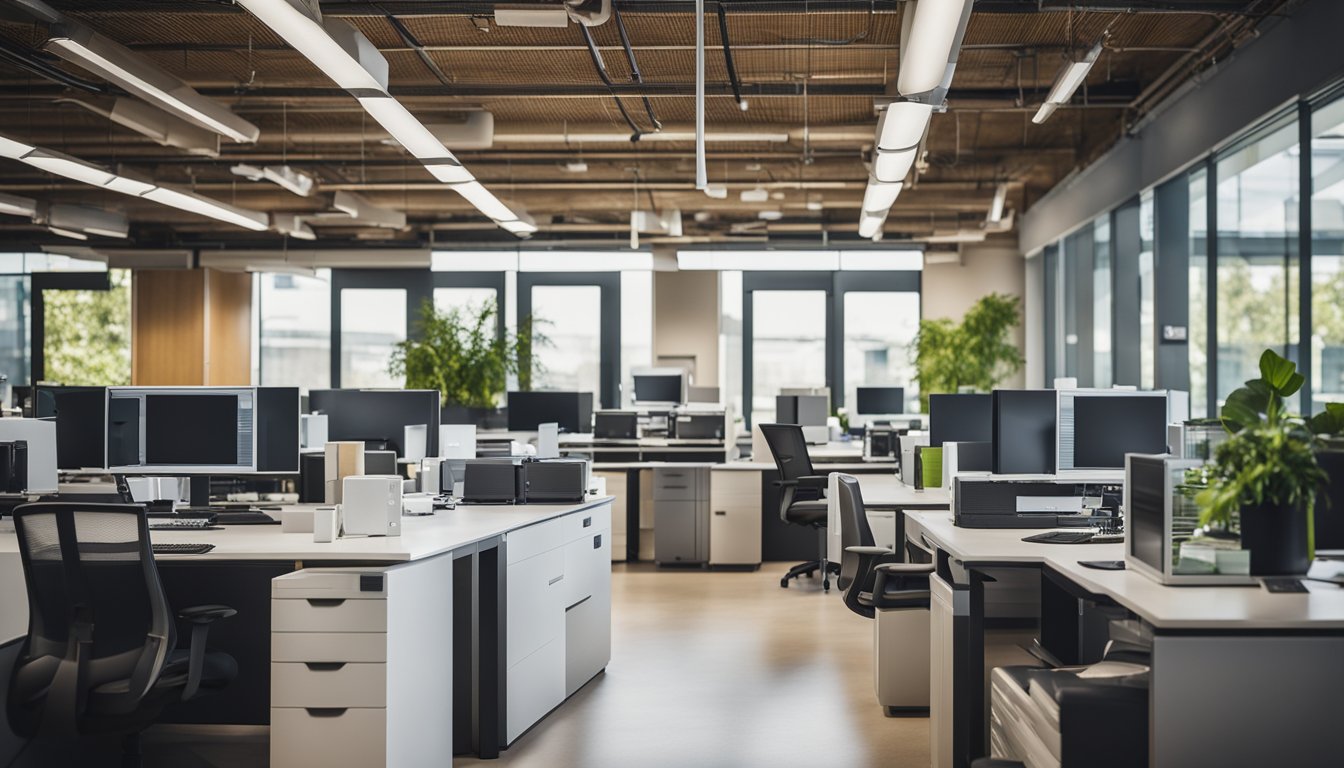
[
  {"left": 451, "top": 181, "right": 519, "bottom": 223},
  {"left": 839, "top": 250, "right": 924, "bottom": 271},
  {"left": 501, "top": 218, "right": 538, "bottom": 236},
  {"left": 48, "top": 226, "right": 88, "bottom": 241},
  {"left": 518, "top": 251, "right": 654, "bottom": 272},
  {"left": 988, "top": 183, "right": 1008, "bottom": 223},
  {"left": 676, "top": 250, "right": 840, "bottom": 271},
  {"left": 321, "top": 190, "right": 407, "bottom": 229},
  {"left": 0, "top": 135, "right": 34, "bottom": 159},
  {"left": 272, "top": 213, "right": 316, "bottom": 240},
  {"left": 0, "top": 192, "right": 38, "bottom": 218},
  {"left": 44, "top": 203, "right": 130, "bottom": 239},
  {"left": 431, "top": 250, "right": 521, "bottom": 272},
  {"left": 1033, "top": 42, "right": 1104, "bottom": 125},
  {"left": 898, "top": 0, "right": 973, "bottom": 96},
  {"left": 873, "top": 148, "right": 917, "bottom": 184},
  {"left": 358, "top": 96, "right": 466, "bottom": 169},
  {"left": 234, "top": 0, "right": 388, "bottom": 92},
  {"left": 104, "top": 175, "right": 156, "bottom": 196},
  {"left": 21, "top": 149, "right": 115, "bottom": 187},
  {"left": 45, "top": 22, "right": 259, "bottom": 143},
  {"left": 862, "top": 182, "right": 903, "bottom": 214},
  {"left": 263, "top": 165, "right": 316, "bottom": 197},
  {"left": 494, "top": 6, "right": 570, "bottom": 27},
  {"left": 858, "top": 210, "right": 887, "bottom": 240},
  {"left": 740, "top": 188, "right": 769, "bottom": 203},
  {"left": 142, "top": 186, "right": 269, "bottom": 231},
  {"left": 876, "top": 101, "right": 933, "bottom": 151}
]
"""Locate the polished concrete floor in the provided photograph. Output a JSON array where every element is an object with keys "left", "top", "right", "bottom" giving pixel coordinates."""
[{"left": 138, "top": 563, "right": 1036, "bottom": 767}]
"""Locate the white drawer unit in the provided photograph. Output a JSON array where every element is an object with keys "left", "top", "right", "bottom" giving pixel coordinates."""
[
  {"left": 504, "top": 502, "right": 613, "bottom": 745},
  {"left": 270, "top": 557, "right": 453, "bottom": 768},
  {"left": 594, "top": 470, "right": 629, "bottom": 562},
  {"left": 708, "top": 469, "right": 762, "bottom": 567}
]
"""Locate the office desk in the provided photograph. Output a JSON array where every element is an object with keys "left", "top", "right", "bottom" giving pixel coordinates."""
[
  {"left": 906, "top": 510, "right": 1344, "bottom": 768},
  {"left": 831, "top": 475, "right": 950, "bottom": 563},
  {"left": 0, "top": 498, "right": 614, "bottom": 765}
]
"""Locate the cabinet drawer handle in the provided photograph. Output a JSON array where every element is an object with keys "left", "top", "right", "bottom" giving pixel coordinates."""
[
  {"left": 663, "top": 484, "right": 688, "bottom": 490},
  {"left": 305, "top": 708, "right": 348, "bottom": 718},
  {"left": 304, "top": 662, "right": 346, "bottom": 672},
  {"left": 714, "top": 510, "right": 726, "bottom": 516},
  {"left": 593, "top": 534, "right": 602, "bottom": 549},
  {"left": 548, "top": 574, "right": 565, "bottom": 586},
  {"left": 583, "top": 517, "right": 592, "bottom": 528},
  {"left": 306, "top": 599, "right": 345, "bottom": 608}
]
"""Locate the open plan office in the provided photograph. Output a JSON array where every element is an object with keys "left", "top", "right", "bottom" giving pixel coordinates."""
[{"left": 1, "top": 0, "right": 1344, "bottom": 767}]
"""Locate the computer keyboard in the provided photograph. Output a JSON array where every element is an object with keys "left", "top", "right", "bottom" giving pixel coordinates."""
[
  {"left": 148, "top": 519, "right": 219, "bottom": 531},
  {"left": 152, "top": 543, "right": 216, "bottom": 556},
  {"left": 1023, "top": 530, "right": 1098, "bottom": 544},
  {"left": 211, "top": 511, "right": 279, "bottom": 525}
]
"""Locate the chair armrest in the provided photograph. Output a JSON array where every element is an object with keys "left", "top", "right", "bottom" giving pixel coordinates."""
[
  {"left": 797, "top": 475, "right": 829, "bottom": 489},
  {"left": 846, "top": 546, "right": 895, "bottom": 556},
  {"left": 177, "top": 605, "right": 235, "bottom": 701},
  {"left": 178, "top": 604, "right": 237, "bottom": 624},
  {"left": 874, "top": 563, "right": 935, "bottom": 575},
  {"left": 873, "top": 562, "right": 934, "bottom": 596}
]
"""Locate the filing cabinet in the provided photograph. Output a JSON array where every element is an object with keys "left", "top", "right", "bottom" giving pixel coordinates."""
[
  {"left": 270, "top": 558, "right": 453, "bottom": 768},
  {"left": 708, "top": 469, "right": 762, "bottom": 567},
  {"left": 652, "top": 466, "right": 710, "bottom": 565}
]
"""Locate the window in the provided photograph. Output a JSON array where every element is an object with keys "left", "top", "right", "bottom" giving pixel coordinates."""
[
  {"left": 1139, "top": 190, "right": 1156, "bottom": 389},
  {"left": 844, "top": 291, "right": 919, "bottom": 413},
  {"left": 1312, "top": 95, "right": 1344, "bottom": 407},
  {"left": 531, "top": 285, "right": 602, "bottom": 394},
  {"left": 1215, "top": 117, "right": 1301, "bottom": 411},
  {"left": 1093, "top": 217, "right": 1113, "bottom": 388},
  {"left": 259, "top": 271, "right": 331, "bottom": 391},
  {"left": 720, "top": 271, "right": 744, "bottom": 420},
  {"left": 1189, "top": 168, "right": 1210, "bottom": 417},
  {"left": 0, "top": 276, "right": 28, "bottom": 387},
  {"left": 433, "top": 287, "right": 497, "bottom": 316},
  {"left": 620, "top": 271, "right": 653, "bottom": 407},
  {"left": 42, "top": 269, "right": 131, "bottom": 386},
  {"left": 340, "top": 288, "right": 407, "bottom": 388},
  {"left": 750, "top": 290, "right": 827, "bottom": 424}
]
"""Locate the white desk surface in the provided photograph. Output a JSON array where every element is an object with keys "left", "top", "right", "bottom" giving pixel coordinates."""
[
  {"left": 853, "top": 474, "right": 951, "bottom": 508},
  {"left": 0, "top": 498, "right": 614, "bottom": 564},
  {"left": 710, "top": 460, "right": 880, "bottom": 473},
  {"left": 906, "top": 510, "right": 1344, "bottom": 630}
]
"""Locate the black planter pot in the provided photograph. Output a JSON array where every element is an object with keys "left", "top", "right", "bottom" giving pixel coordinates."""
[
  {"left": 442, "top": 404, "right": 506, "bottom": 431},
  {"left": 1240, "top": 501, "right": 1310, "bottom": 576}
]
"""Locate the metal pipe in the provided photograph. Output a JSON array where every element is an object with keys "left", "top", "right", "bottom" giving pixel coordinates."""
[
  {"left": 578, "top": 23, "right": 646, "bottom": 140},
  {"left": 612, "top": 2, "right": 663, "bottom": 130}
]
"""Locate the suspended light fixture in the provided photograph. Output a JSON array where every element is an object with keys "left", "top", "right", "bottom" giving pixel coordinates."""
[
  {"left": 1033, "top": 41, "right": 1104, "bottom": 125},
  {"left": 897, "top": 0, "right": 974, "bottom": 97}
]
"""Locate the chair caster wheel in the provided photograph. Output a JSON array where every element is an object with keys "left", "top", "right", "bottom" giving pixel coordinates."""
[{"left": 780, "top": 579, "right": 790, "bottom": 588}]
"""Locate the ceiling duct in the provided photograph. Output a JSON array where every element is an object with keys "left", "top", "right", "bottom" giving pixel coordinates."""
[
  {"left": 0, "top": 192, "right": 38, "bottom": 218},
  {"left": 426, "top": 111, "right": 494, "bottom": 151},
  {"left": 231, "top": 163, "right": 317, "bottom": 197},
  {"left": 38, "top": 202, "right": 130, "bottom": 239},
  {"left": 306, "top": 191, "right": 406, "bottom": 230},
  {"left": 59, "top": 97, "right": 220, "bottom": 157}
]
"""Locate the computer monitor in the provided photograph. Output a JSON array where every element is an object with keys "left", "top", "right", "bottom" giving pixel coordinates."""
[
  {"left": 1314, "top": 449, "right": 1344, "bottom": 551},
  {"left": 1058, "top": 390, "right": 1169, "bottom": 473},
  {"left": 309, "top": 389, "right": 441, "bottom": 458},
  {"left": 992, "top": 389, "right": 1057, "bottom": 475},
  {"left": 256, "top": 386, "right": 300, "bottom": 473},
  {"left": 507, "top": 391, "right": 594, "bottom": 433},
  {"left": 855, "top": 387, "right": 905, "bottom": 416},
  {"left": 35, "top": 385, "right": 107, "bottom": 470},
  {"left": 631, "top": 367, "right": 687, "bottom": 407},
  {"left": 106, "top": 387, "right": 258, "bottom": 475},
  {"left": 594, "top": 411, "right": 638, "bottom": 440},
  {"left": 927, "top": 393, "right": 992, "bottom": 448}
]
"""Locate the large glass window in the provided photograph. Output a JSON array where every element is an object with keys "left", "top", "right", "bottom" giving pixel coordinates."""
[
  {"left": 1215, "top": 117, "right": 1301, "bottom": 410},
  {"left": 433, "top": 287, "right": 497, "bottom": 316},
  {"left": 1312, "top": 95, "right": 1344, "bottom": 407},
  {"left": 751, "top": 290, "right": 827, "bottom": 424},
  {"left": 531, "top": 285, "right": 602, "bottom": 393},
  {"left": 0, "top": 276, "right": 29, "bottom": 387},
  {"left": 1093, "top": 217, "right": 1113, "bottom": 388},
  {"left": 1190, "top": 168, "right": 1210, "bottom": 417},
  {"left": 1139, "top": 190, "right": 1156, "bottom": 389},
  {"left": 844, "top": 291, "right": 919, "bottom": 413},
  {"left": 621, "top": 271, "right": 653, "bottom": 406},
  {"left": 260, "top": 271, "right": 331, "bottom": 390},
  {"left": 340, "top": 288, "right": 406, "bottom": 388},
  {"left": 42, "top": 269, "right": 131, "bottom": 386}
]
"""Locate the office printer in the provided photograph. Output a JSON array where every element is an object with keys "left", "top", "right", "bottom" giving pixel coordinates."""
[
  {"left": 863, "top": 424, "right": 898, "bottom": 462},
  {"left": 955, "top": 475, "right": 1121, "bottom": 529},
  {"left": 670, "top": 410, "right": 726, "bottom": 441},
  {"left": 462, "top": 457, "right": 590, "bottom": 504}
]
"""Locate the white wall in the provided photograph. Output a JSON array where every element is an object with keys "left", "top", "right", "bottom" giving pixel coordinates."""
[
  {"left": 652, "top": 270, "right": 720, "bottom": 388},
  {"left": 920, "top": 243, "right": 1028, "bottom": 387}
]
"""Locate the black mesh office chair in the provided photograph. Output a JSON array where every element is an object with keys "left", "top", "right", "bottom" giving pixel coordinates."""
[
  {"left": 834, "top": 475, "right": 933, "bottom": 617},
  {"left": 7, "top": 503, "right": 238, "bottom": 766},
  {"left": 760, "top": 423, "right": 839, "bottom": 590}
]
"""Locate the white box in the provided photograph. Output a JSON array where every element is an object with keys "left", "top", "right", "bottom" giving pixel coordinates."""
[
  {"left": 404, "top": 424, "right": 428, "bottom": 462},
  {"left": 341, "top": 476, "right": 402, "bottom": 537},
  {"left": 280, "top": 507, "right": 315, "bottom": 533},
  {"left": 440, "top": 424, "right": 477, "bottom": 459},
  {"left": 300, "top": 414, "right": 328, "bottom": 450}
]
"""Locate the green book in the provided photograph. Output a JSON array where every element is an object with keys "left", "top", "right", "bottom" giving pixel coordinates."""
[{"left": 921, "top": 446, "right": 944, "bottom": 489}]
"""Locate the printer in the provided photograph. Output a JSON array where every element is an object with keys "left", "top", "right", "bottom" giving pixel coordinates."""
[
  {"left": 954, "top": 475, "right": 1121, "bottom": 529},
  {"left": 670, "top": 410, "right": 727, "bottom": 441},
  {"left": 462, "top": 457, "right": 590, "bottom": 504}
]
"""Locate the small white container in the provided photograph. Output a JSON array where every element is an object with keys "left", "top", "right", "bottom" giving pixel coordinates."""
[{"left": 314, "top": 506, "right": 339, "bottom": 543}]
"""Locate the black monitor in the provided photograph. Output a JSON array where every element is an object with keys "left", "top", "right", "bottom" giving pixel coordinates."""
[
  {"left": 36, "top": 385, "right": 107, "bottom": 470},
  {"left": 594, "top": 411, "right": 638, "bottom": 440},
  {"left": 1127, "top": 454, "right": 1168, "bottom": 573},
  {"left": 632, "top": 372, "right": 685, "bottom": 406},
  {"left": 992, "top": 389, "right": 1057, "bottom": 475},
  {"left": 1071, "top": 395, "right": 1168, "bottom": 470},
  {"left": 856, "top": 387, "right": 905, "bottom": 416},
  {"left": 1316, "top": 449, "right": 1344, "bottom": 551},
  {"left": 928, "top": 393, "right": 992, "bottom": 448},
  {"left": 256, "top": 387, "right": 300, "bottom": 473},
  {"left": 308, "top": 389, "right": 441, "bottom": 458},
  {"left": 107, "top": 387, "right": 258, "bottom": 474},
  {"left": 507, "top": 391, "right": 594, "bottom": 433}
]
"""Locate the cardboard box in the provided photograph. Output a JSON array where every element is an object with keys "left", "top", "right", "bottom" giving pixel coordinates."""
[{"left": 324, "top": 441, "right": 365, "bottom": 504}]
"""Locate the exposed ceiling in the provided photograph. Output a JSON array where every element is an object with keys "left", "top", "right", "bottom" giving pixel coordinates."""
[{"left": 0, "top": 0, "right": 1290, "bottom": 252}]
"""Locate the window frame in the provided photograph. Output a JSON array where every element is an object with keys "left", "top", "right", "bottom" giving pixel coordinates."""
[{"left": 516, "top": 271, "right": 621, "bottom": 408}]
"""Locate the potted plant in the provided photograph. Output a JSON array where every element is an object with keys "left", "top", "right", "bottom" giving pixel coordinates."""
[
  {"left": 387, "top": 299, "right": 544, "bottom": 429},
  {"left": 911, "top": 292, "right": 1024, "bottom": 412},
  {"left": 1195, "top": 350, "right": 1331, "bottom": 575}
]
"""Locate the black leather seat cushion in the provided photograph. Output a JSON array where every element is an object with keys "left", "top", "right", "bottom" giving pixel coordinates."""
[{"left": 785, "top": 500, "right": 828, "bottom": 526}]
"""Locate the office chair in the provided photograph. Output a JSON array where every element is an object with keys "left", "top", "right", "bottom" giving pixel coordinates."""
[
  {"left": 759, "top": 423, "right": 837, "bottom": 590},
  {"left": 7, "top": 503, "right": 238, "bottom": 767},
  {"left": 834, "top": 475, "right": 935, "bottom": 715}
]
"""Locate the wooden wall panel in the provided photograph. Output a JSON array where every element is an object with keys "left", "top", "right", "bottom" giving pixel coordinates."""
[
  {"left": 205, "top": 269, "right": 253, "bottom": 385},
  {"left": 132, "top": 270, "right": 205, "bottom": 385}
]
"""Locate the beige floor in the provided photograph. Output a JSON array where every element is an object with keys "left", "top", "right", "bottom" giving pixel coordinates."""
[{"left": 144, "top": 563, "right": 1036, "bottom": 767}]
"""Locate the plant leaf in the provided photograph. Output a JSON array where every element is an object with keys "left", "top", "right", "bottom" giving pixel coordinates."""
[{"left": 1258, "top": 348, "right": 1303, "bottom": 396}]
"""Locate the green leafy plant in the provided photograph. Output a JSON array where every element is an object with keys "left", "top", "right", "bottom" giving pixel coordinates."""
[
  {"left": 1196, "top": 350, "right": 1327, "bottom": 548},
  {"left": 387, "top": 299, "right": 546, "bottom": 410},
  {"left": 911, "top": 292, "right": 1024, "bottom": 410}
]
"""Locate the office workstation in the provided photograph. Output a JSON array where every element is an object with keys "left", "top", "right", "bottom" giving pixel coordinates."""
[{"left": 2, "top": 1, "right": 1343, "bottom": 766}]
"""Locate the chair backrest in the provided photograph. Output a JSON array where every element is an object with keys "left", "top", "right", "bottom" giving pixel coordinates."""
[
  {"left": 835, "top": 474, "right": 876, "bottom": 601},
  {"left": 8, "top": 503, "right": 175, "bottom": 731},
  {"left": 759, "top": 423, "right": 816, "bottom": 483}
]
